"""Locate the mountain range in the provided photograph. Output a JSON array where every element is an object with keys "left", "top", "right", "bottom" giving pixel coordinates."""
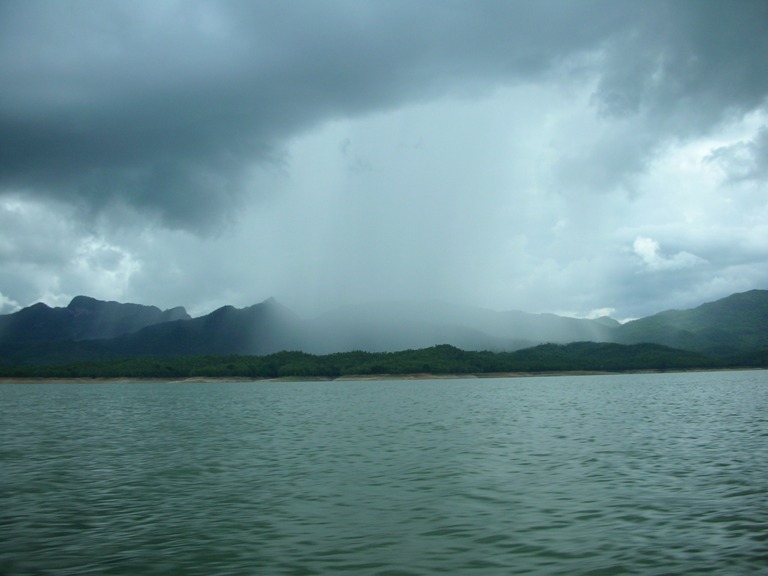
[{"left": 1, "top": 290, "right": 766, "bottom": 365}]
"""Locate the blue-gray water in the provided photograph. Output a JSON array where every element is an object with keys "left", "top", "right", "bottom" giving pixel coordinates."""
[{"left": 2, "top": 371, "right": 767, "bottom": 575}]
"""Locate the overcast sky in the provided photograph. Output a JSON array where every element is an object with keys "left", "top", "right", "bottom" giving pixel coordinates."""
[{"left": 1, "top": 0, "right": 767, "bottom": 320}]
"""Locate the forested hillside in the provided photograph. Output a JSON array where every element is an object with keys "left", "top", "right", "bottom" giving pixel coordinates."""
[
  {"left": 1, "top": 342, "right": 741, "bottom": 380},
  {"left": 616, "top": 289, "right": 768, "bottom": 354}
]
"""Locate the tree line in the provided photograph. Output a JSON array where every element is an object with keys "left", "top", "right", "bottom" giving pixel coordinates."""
[{"left": 2, "top": 341, "right": 759, "bottom": 379}]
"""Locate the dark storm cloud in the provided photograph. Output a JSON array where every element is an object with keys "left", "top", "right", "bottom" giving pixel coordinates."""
[
  {"left": 560, "top": 0, "right": 768, "bottom": 193},
  {"left": 1, "top": 1, "right": 766, "bottom": 230},
  {"left": 596, "top": 2, "right": 768, "bottom": 123}
]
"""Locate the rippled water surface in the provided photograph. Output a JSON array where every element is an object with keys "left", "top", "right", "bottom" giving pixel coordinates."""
[{"left": 2, "top": 371, "right": 767, "bottom": 575}]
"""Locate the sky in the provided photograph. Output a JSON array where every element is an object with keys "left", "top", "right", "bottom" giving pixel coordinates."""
[{"left": 1, "top": 0, "right": 767, "bottom": 321}]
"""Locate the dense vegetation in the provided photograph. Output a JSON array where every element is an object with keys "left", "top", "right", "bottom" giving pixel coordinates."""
[
  {"left": 2, "top": 342, "right": 759, "bottom": 380},
  {"left": 617, "top": 289, "right": 768, "bottom": 353}
]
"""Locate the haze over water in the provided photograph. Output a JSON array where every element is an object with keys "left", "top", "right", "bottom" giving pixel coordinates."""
[{"left": 2, "top": 371, "right": 767, "bottom": 575}]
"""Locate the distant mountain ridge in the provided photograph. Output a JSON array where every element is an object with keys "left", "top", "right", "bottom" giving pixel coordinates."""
[
  {"left": 0, "top": 295, "right": 189, "bottom": 343},
  {"left": 0, "top": 289, "right": 766, "bottom": 365}
]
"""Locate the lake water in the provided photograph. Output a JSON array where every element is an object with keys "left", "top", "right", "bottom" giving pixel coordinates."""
[{"left": 1, "top": 371, "right": 767, "bottom": 575}]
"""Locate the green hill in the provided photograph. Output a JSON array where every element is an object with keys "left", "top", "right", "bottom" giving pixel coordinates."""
[{"left": 615, "top": 289, "right": 768, "bottom": 355}]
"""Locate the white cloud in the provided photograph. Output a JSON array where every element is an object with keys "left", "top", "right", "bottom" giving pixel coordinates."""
[
  {"left": 72, "top": 237, "right": 142, "bottom": 301},
  {"left": 633, "top": 236, "right": 706, "bottom": 272},
  {"left": 585, "top": 307, "right": 617, "bottom": 320},
  {"left": 705, "top": 123, "right": 768, "bottom": 182},
  {"left": 0, "top": 292, "right": 20, "bottom": 314}
]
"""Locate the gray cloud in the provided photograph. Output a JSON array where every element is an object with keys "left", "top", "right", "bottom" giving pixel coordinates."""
[
  {"left": 3, "top": 1, "right": 765, "bottom": 229},
  {"left": 1, "top": 1, "right": 767, "bottom": 320},
  {"left": 707, "top": 126, "right": 768, "bottom": 182},
  {"left": 596, "top": 1, "right": 768, "bottom": 124}
]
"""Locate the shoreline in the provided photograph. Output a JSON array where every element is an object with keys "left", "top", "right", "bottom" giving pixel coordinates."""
[{"left": 1, "top": 367, "right": 763, "bottom": 384}]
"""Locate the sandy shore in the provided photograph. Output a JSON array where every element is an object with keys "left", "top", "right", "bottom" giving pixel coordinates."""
[
  {"left": 0, "top": 372, "right": 619, "bottom": 384},
  {"left": 3, "top": 368, "right": 760, "bottom": 384}
]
